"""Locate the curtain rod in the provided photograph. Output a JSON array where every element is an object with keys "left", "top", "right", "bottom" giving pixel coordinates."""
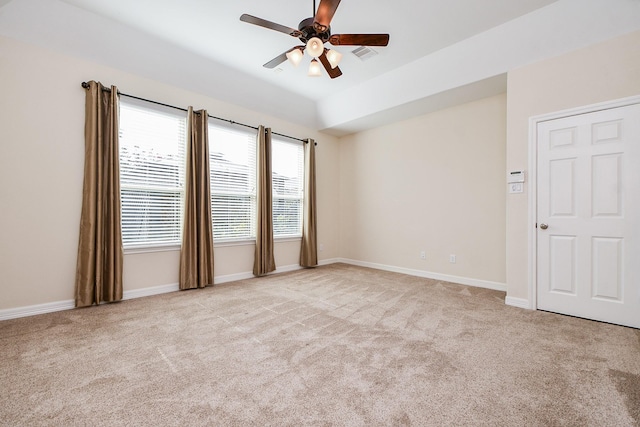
[{"left": 81, "top": 82, "right": 308, "bottom": 143}]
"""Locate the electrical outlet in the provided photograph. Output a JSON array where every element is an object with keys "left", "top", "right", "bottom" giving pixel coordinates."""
[
  {"left": 319, "top": 243, "right": 324, "bottom": 252},
  {"left": 449, "top": 254, "right": 456, "bottom": 263},
  {"left": 420, "top": 251, "right": 426, "bottom": 260}
]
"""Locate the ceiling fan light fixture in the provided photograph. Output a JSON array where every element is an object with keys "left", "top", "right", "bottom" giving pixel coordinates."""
[
  {"left": 286, "top": 47, "right": 304, "bottom": 67},
  {"left": 306, "top": 37, "right": 324, "bottom": 58},
  {"left": 326, "top": 49, "right": 343, "bottom": 69},
  {"left": 308, "top": 58, "right": 322, "bottom": 77}
]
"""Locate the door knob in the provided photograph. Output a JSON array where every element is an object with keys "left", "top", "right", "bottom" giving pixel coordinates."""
[{"left": 540, "top": 223, "right": 548, "bottom": 230}]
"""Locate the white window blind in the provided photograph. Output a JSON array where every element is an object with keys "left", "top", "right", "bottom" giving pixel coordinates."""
[
  {"left": 119, "top": 99, "right": 186, "bottom": 248},
  {"left": 272, "top": 138, "right": 304, "bottom": 237},
  {"left": 209, "top": 123, "right": 256, "bottom": 241}
]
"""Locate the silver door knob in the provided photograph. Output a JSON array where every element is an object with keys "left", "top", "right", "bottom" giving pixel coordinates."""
[{"left": 540, "top": 223, "right": 548, "bottom": 230}]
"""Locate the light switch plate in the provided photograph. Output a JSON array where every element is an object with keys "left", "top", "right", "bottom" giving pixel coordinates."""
[{"left": 509, "top": 183, "right": 524, "bottom": 193}]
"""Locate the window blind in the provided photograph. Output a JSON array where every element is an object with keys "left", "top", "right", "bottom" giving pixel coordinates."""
[
  {"left": 119, "top": 99, "right": 186, "bottom": 248},
  {"left": 209, "top": 124, "right": 257, "bottom": 241},
  {"left": 271, "top": 138, "right": 304, "bottom": 237}
]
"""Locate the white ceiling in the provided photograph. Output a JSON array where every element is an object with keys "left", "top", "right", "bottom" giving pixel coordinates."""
[
  {"left": 1, "top": 0, "right": 640, "bottom": 135},
  {"left": 58, "top": 0, "right": 557, "bottom": 100}
]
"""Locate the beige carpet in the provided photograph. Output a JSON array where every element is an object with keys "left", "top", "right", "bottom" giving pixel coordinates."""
[{"left": 1, "top": 263, "right": 639, "bottom": 426}]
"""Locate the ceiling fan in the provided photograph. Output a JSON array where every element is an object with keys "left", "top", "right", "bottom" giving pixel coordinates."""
[{"left": 240, "top": 0, "right": 390, "bottom": 79}]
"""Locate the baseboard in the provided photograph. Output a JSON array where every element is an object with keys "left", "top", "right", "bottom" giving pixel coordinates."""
[
  {"left": 214, "top": 263, "right": 304, "bottom": 284},
  {"left": 0, "top": 299, "right": 76, "bottom": 321},
  {"left": 0, "top": 258, "right": 509, "bottom": 321},
  {"left": 214, "top": 271, "right": 255, "bottom": 284},
  {"left": 274, "top": 263, "right": 304, "bottom": 274},
  {"left": 0, "top": 283, "right": 181, "bottom": 321},
  {"left": 505, "top": 296, "right": 532, "bottom": 310},
  {"left": 123, "top": 283, "right": 180, "bottom": 300},
  {"left": 0, "top": 264, "right": 310, "bottom": 320},
  {"left": 318, "top": 257, "right": 342, "bottom": 266},
  {"left": 335, "top": 258, "right": 507, "bottom": 292},
  {"left": 123, "top": 263, "right": 305, "bottom": 291}
]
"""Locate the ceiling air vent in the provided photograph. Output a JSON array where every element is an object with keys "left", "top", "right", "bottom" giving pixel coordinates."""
[{"left": 351, "top": 46, "right": 378, "bottom": 61}]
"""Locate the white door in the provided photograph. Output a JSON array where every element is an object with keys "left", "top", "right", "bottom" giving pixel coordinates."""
[{"left": 537, "top": 103, "right": 640, "bottom": 329}]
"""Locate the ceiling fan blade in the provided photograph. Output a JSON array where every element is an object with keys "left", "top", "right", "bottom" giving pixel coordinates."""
[
  {"left": 240, "top": 14, "right": 302, "bottom": 37},
  {"left": 318, "top": 51, "right": 343, "bottom": 79},
  {"left": 263, "top": 46, "right": 305, "bottom": 69},
  {"left": 263, "top": 52, "right": 288, "bottom": 69},
  {"left": 329, "top": 34, "right": 390, "bottom": 46},
  {"left": 313, "top": 0, "right": 341, "bottom": 33}
]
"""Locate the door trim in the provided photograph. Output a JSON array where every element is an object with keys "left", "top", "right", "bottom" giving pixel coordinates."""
[{"left": 527, "top": 94, "right": 640, "bottom": 311}]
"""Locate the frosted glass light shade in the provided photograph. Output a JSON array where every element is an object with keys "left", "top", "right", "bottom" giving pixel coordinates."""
[
  {"left": 306, "top": 37, "right": 324, "bottom": 58},
  {"left": 308, "top": 59, "right": 322, "bottom": 77},
  {"left": 286, "top": 48, "right": 304, "bottom": 67},
  {"left": 326, "top": 49, "right": 343, "bottom": 69}
]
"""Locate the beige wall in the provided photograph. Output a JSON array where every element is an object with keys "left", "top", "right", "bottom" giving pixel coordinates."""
[
  {"left": 339, "top": 94, "right": 507, "bottom": 285},
  {"left": 506, "top": 30, "right": 640, "bottom": 302},
  {"left": 0, "top": 36, "right": 340, "bottom": 310},
  {"left": 4, "top": 28, "right": 639, "bottom": 313}
]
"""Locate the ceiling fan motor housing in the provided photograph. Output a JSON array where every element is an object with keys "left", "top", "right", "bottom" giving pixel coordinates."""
[{"left": 298, "top": 17, "right": 331, "bottom": 43}]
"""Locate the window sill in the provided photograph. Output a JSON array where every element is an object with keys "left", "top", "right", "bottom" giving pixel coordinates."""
[
  {"left": 214, "top": 236, "right": 302, "bottom": 247},
  {"left": 275, "top": 236, "right": 302, "bottom": 243},
  {"left": 214, "top": 238, "right": 255, "bottom": 248},
  {"left": 123, "top": 236, "right": 303, "bottom": 254},
  {"left": 124, "top": 244, "right": 181, "bottom": 255}
]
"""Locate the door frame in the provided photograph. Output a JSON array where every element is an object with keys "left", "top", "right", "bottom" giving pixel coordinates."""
[{"left": 527, "top": 94, "right": 640, "bottom": 310}]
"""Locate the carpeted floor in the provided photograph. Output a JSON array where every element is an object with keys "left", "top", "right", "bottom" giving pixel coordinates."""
[{"left": 1, "top": 263, "right": 639, "bottom": 426}]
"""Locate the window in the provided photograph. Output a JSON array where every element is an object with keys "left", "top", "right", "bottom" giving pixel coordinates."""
[
  {"left": 118, "top": 101, "right": 303, "bottom": 248},
  {"left": 208, "top": 123, "right": 256, "bottom": 241},
  {"left": 119, "top": 99, "right": 186, "bottom": 248},
  {"left": 271, "top": 138, "right": 304, "bottom": 238}
]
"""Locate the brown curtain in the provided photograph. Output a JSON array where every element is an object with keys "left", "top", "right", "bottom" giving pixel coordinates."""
[
  {"left": 75, "top": 81, "right": 123, "bottom": 307},
  {"left": 300, "top": 139, "right": 318, "bottom": 267},
  {"left": 253, "top": 126, "right": 276, "bottom": 276},
  {"left": 179, "top": 107, "right": 214, "bottom": 289}
]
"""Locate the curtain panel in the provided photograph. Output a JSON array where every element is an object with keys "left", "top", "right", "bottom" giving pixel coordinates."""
[
  {"left": 179, "top": 107, "right": 215, "bottom": 289},
  {"left": 253, "top": 126, "right": 276, "bottom": 276},
  {"left": 75, "top": 81, "right": 123, "bottom": 307},
  {"left": 300, "top": 139, "right": 318, "bottom": 267}
]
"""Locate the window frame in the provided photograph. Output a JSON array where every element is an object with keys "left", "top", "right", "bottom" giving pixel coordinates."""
[
  {"left": 118, "top": 97, "right": 187, "bottom": 252},
  {"left": 117, "top": 99, "right": 307, "bottom": 252},
  {"left": 208, "top": 121, "right": 257, "bottom": 244},
  {"left": 271, "top": 137, "right": 304, "bottom": 239}
]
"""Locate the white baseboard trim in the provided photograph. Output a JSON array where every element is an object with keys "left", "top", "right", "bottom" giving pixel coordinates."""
[
  {"left": 1, "top": 258, "right": 509, "bottom": 321},
  {"left": 122, "top": 283, "right": 179, "bottom": 300},
  {"left": 0, "top": 283, "right": 182, "bottom": 321},
  {"left": 214, "top": 271, "right": 255, "bottom": 284},
  {"left": 274, "top": 263, "right": 304, "bottom": 274},
  {"left": 0, "top": 264, "right": 312, "bottom": 320},
  {"left": 214, "top": 263, "right": 304, "bottom": 284},
  {"left": 318, "top": 257, "right": 342, "bottom": 266},
  {"left": 334, "top": 258, "right": 507, "bottom": 292},
  {"left": 0, "top": 299, "right": 76, "bottom": 321},
  {"left": 505, "top": 296, "right": 532, "bottom": 310}
]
